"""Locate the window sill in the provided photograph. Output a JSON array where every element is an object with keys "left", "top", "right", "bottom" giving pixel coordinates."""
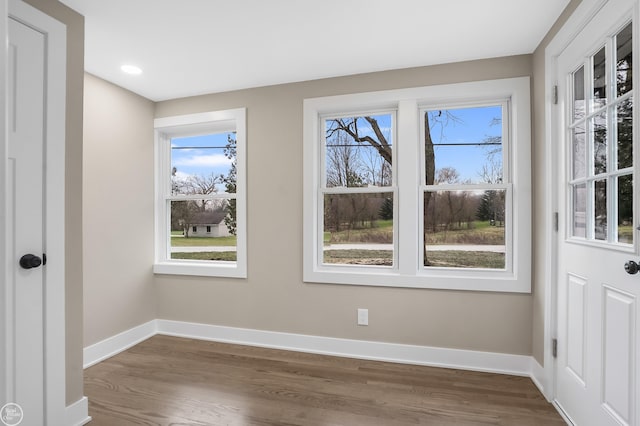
[
  {"left": 304, "top": 267, "right": 530, "bottom": 293},
  {"left": 154, "top": 261, "right": 246, "bottom": 278}
]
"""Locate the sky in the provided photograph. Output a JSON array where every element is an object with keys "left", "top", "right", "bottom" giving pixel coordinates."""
[
  {"left": 170, "top": 105, "right": 502, "bottom": 192},
  {"left": 171, "top": 132, "right": 234, "bottom": 192},
  {"left": 323, "top": 105, "right": 503, "bottom": 185},
  {"left": 429, "top": 105, "right": 503, "bottom": 184}
]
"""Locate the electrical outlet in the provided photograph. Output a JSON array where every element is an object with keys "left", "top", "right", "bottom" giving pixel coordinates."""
[{"left": 357, "top": 308, "right": 368, "bottom": 326}]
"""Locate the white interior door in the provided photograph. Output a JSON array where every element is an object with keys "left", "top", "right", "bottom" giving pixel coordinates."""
[
  {"left": 556, "top": 0, "right": 640, "bottom": 425},
  {"left": 3, "top": 1, "right": 67, "bottom": 424},
  {"left": 7, "top": 15, "right": 47, "bottom": 426}
]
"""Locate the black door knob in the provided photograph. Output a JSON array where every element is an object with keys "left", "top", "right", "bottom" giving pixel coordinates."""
[
  {"left": 19, "top": 254, "right": 42, "bottom": 270},
  {"left": 624, "top": 260, "right": 639, "bottom": 275}
]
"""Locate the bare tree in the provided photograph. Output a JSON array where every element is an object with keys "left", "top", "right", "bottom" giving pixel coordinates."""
[
  {"left": 171, "top": 168, "right": 223, "bottom": 237},
  {"left": 327, "top": 113, "right": 440, "bottom": 265},
  {"left": 326, "top": 117, "right": 392, "bottom": 164},
  {"left": 362, "top": 146, "right": 391, "bottom": 187},
  {"left": 325, "top": 131, "right": 365, "bottom": 188}
]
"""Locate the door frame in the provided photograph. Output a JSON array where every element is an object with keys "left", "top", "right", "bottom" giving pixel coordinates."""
[
  {"left": 1, "top": 0, "right": 67, "bottom": 423},
  {"left": 544, "top": 0, "right": 632, "bottom": 409}
]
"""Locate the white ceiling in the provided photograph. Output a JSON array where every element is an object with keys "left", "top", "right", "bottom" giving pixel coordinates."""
[{"left": 60, "top": 0, "right": 570, "bottom": 102}]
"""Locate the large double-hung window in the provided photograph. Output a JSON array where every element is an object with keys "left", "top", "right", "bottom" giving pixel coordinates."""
[{"left": 303, "top": 78, "right": 531, "bottom": 292}]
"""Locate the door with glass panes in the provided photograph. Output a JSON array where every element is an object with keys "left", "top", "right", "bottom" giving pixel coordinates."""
[{"left": 555, "top": 0, "right": 639, "bottom": 425}]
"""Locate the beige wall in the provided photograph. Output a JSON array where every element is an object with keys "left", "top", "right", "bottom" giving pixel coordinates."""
[
  {"left": 531, "top": 0, "right": 583, "bottom": 365},
  {"left": 79, "top": 0, "right": 586, "bottom": 370},
  {"left": 83, "top": 73, "right": 156, "bottom": 347},
  {"left": 153, "top": 55, "right": 535, "bottom": 355},
  {"left": 22, "top": 0, "right": 85, "bottom": 406}
]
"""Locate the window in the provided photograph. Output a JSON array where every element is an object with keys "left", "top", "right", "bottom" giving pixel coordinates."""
[
  {"left": 322, "top": 113, "right": 396, "bottom": 267},
  {"left": 568, "top": 22, "right": 633, "bottom": 247},
  {"left": 154, "top": 108, "right": 246, "bottom": 277},
  {"left": 422, "top": 104, "right": 508, "bottom": 271},
  {"left": 303, "top": 78, "right": 531, "bottom": 292}
]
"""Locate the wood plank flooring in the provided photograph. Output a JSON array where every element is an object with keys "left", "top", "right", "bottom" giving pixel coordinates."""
[{"left": 84, "top": 335, "right": 565, "bottom": 426}]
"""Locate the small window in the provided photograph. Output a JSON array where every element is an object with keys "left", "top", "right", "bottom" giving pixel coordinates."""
[
  {"left": 154, "top": 108, "right": 247, "bottom": 278},
  {"left": 303, "top": 78, "right": 531, "bottom": 292}
]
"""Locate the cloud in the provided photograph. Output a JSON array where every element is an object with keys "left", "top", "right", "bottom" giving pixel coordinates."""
[
  {"left": 173, "top": 153, "right": 232, "bottom": 168},
  {"left": 172, "top": 170, "right": 192, "bottom": 181}
]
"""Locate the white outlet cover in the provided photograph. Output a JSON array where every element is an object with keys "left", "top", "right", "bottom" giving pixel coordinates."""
[{"left": 357, "top": 308, "right": 368, "bottom": 326}]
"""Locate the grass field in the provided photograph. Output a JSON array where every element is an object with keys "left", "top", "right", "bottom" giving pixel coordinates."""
[
  {"left": 171, "top": 236, "right": 237, "bottom": 247},
  {"left": 325, "top": 220, "right": 505, "bottom": 245},
  {"left": 619, "top": 225, "right": 633, "bottom": 243},
  {"left": 323, "top": 220, "right": 506, "bottom": 268},
  {"left": 171, "top": 252, "right": 237, "bottom": 261},
  {"left": 170, "top": 233, "right": 237, "bottom": 260},
  {"left": 323, "top": 249, "right": 505, "bottom": 269}
]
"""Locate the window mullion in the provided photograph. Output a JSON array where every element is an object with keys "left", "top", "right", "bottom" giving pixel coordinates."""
[
  {"left": 608, "top": 37, "right": 617, "bottom": 243},
  {"left": 396, "top": 99, "right": 419, "bottom": 275}
]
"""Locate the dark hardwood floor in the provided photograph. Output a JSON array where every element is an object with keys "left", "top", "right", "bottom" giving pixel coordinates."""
[{"left": 84, "top": 335, "right": 565, "bottom": 425}]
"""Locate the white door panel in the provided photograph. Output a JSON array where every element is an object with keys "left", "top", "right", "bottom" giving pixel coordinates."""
[
  {"left": 565, "top": 274, "right": 587, "bottom": 384},
  {"left": 602, "top": 285, "right": 635, "bottom": 424}
]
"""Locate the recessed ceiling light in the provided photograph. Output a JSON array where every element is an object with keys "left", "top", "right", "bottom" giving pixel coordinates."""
[{"left": 121, "top": 64, "right": 142, "bottom": 75}]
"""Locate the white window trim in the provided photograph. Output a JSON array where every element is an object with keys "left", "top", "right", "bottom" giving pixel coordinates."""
[
  {"left": 153, "top": 108, "right": 247, "bottom": 278},
  {"left": 303, "top": 77, "right": 531, "bottom": 292}
]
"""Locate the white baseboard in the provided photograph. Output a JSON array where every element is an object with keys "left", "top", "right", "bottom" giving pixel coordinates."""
[
  {"left": 83, "top": 320, "right": 157, "bottom": 368},
  {"left": 83, "top": 319, "right": 550, "bottom": 397},
  {"left": 156, "top": 319, "right": 533, "bottom": 377},
  {"left": 66, "top": 396, "right": 91, "bottom": 426},
  {"left": 530, "top": 357, "right": 551, "bottom": 401}
]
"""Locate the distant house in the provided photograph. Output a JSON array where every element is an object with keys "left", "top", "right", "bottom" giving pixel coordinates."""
[{"left": 189, "top": 211, "right": 231, "bottom": 237}]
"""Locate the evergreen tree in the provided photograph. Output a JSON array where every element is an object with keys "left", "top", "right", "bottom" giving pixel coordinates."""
[
  {"left": 379, "top": 197, "right": 393, "bottom": 220},
  {"left": 222, "top": 134, "right": 237, "bottom": 235},
  {"left": 477, "top": 190, "right": 495, "bottom": 222}
]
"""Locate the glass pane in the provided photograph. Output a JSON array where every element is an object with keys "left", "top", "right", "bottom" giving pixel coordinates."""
[
  {"left": 618, "top": 174, "right": 633, "bottom": 244},
  {"left": 617, "top": 98, "right": 633, "bottom": 169},
  {"left": 572, "top": 183, "right": 587, "bottom": 238},
  {"left": 617, "top": 22, "right": 633, "bottom": 97},
  {"left": 324, "top": 114, "right": 393, "bottom": 188},
  {"left": 424, "top": 190, "right": 505, "bottom": 269},
  {"left": 572, "top": 122, "right": 587, "bottom": 179},
  {"left": 573, "top": 66, "right": 586, "bottom": 122},
  {"left": 593, "top": 47, "right": 607, "bottom": 108},
  {"left": 171, "top": 132, "right": 237, "bottom": 195},
  {"left": 170, "top": 200, "right": 237, "bottom": 262},
  {"left": 595, "top": 179, "right": 608, "bottom": 241},
  {"left": 593, "top": 111, "right": 607, "bottom": 175},
  {"left": 323, "top": 192, "right": 393, "bottom": 266},
  {"left": 425, "top": 105, "right": 503, "bottom": 185}
]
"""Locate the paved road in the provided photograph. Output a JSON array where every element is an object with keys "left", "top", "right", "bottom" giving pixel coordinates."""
[
  {"left": 171, "top": 246, "right": 237, "bottom": 253},
  {"left": 323, "top": 244, "right": 505, "bottom": 253},
  {"left": 171, "top": 244, "right": 505, "bottom": 253}
]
